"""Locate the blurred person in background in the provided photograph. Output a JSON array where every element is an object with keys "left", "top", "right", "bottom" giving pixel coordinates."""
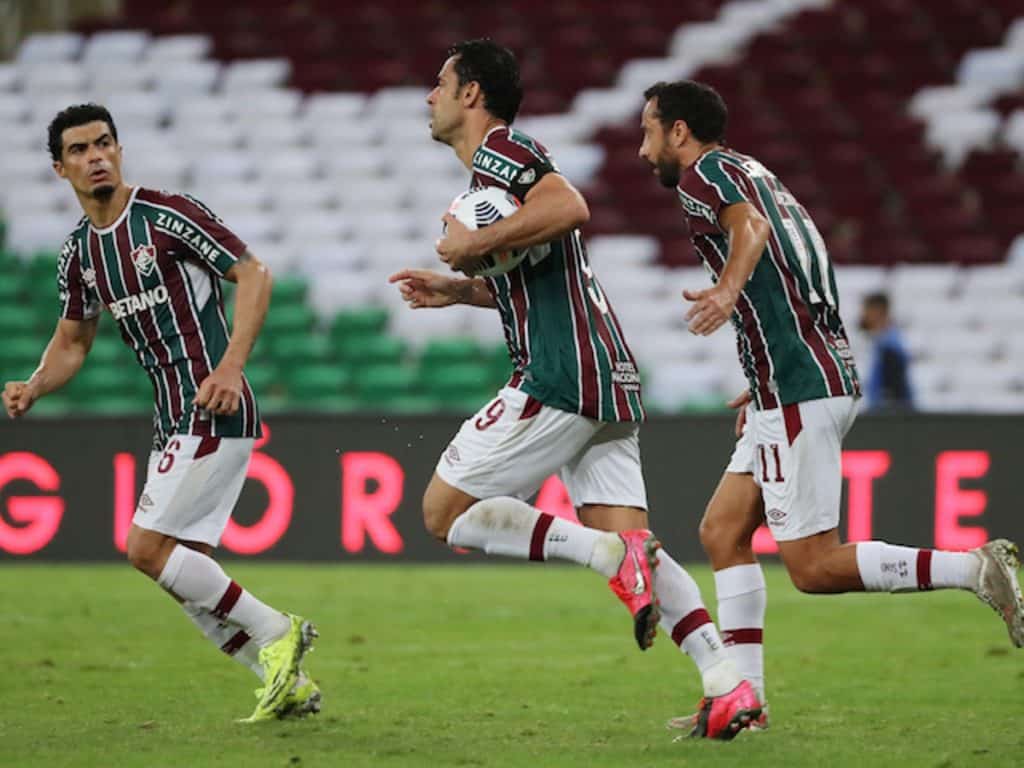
[
  {"left": 637, "top": 79, "right": 1024, "bottom": 731},
  {"left": 1, "top": 103, "right": 318, "bottom": 723},
  {"left": 859, "top": 292, "right": 914, "bottom": 410}
]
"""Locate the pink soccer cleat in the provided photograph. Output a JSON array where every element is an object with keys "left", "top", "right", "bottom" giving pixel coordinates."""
[
  {"left": 608, "top": 529, "right": 661, "bottom": 650},
  {"left": 687, "top": 680, "right": 763, "bottom": 740}
]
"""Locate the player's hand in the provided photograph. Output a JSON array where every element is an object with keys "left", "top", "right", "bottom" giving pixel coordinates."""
[
  {"left": 683, "top": 283, "right": 738, "bottom": 336},
  {"left": 3, "top": 381, "right": 38, "bottom": 419},
  {"left": 436, "top": 214, "right": 484, "bottom": 273},
  {"left": 388, "top": 269, "right": 460, "bottom": 308},
  {"left": 728, "top": 389, "right": 752, "bottom": 437},
  {"left": 193, "top": 363, "right": 243, "bottom": 416}
]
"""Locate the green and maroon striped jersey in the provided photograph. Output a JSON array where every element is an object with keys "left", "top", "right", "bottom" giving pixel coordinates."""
[
  {"left": 676, "top": 148, "right": 860, "bottom": 410},
  {"left": 57, "top": 186, "right": 261, "bottom": 449},
  {"left": 471, "top": 126, "right": 644, "bottom": 422}
]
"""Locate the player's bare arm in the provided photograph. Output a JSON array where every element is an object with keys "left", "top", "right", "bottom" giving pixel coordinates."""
[
  {"left": 436, "top": 173, "right": 589, "bottom": 271},
  {"left": 683, "top": 201, "right": 770, "bottom": 336},
  {"left": 193, "top": 250, "right": 271, "bottom": 416},
  {"left": 3, "top": 316, "right": 99, "bottom": 418},
  {"left": 727, "top": 389, "right": 752, "bottom": 437},
  {"left": 387, "top": 269, "right": 497, "bottom": 309}
]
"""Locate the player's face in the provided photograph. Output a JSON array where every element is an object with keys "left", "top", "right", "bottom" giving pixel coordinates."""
[
  {"left": 638, "top": 99, "right": 681, "bottom": 188},
  {"left": 427, "top": 57, "right": 464, "bottom": 145},
  {"left": 54, "top": 121, "right": 123, "bottom": 200}
]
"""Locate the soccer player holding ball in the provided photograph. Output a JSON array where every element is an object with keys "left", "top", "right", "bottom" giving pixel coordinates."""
[
  {"left": 390, "top": 40, "right": 760, "bottom": 739},
  {"left": 636, "top": 80, "right": 1024, "bottom": 729},
  {"left": 2, "top": 104, "right": 318, "bottom": 722}
]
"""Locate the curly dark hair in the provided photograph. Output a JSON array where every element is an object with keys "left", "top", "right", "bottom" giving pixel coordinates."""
[
  {"left": 47, "top": 103, "right": 118, "bottom": 162},
  {"left": 643, "top": 81, "right": 727, "bottom": 143},
  {"left": 447, "top": 39, "right": 523, "bottom": 124}
]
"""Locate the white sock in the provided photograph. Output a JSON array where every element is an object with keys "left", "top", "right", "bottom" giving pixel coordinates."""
[
  {"left": 654, "top": 549, "right": 740, "bottom": 697},
  {"left": 157, "top": 545, "right": 290, "bottom": 647},
  {"left": 714, "top": 564, "right": 766, "bottom": 702},
  {"left": 856, "top": 541, "right": 980, "bottom": 592},
  {"left": 182, "top": 602, "right": 263, "bottom": 680},
  {"left": 446, "top": 497, "right": 624, "bottom": 577}
]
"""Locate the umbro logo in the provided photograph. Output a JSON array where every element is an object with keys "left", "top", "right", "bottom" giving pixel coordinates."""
[
  {"left": 81, "top": 267, "right": 97, "bottom": 289},
  {"left": 518, "top": 168, "right": 536, "bottom": 185}
]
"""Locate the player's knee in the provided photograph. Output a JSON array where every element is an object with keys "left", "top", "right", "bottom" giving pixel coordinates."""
[
  {"left": 125, "top": 529, "right": 166, "bottom": 578},
  {"left": 698, "top": 511, "right": 745, "bottom": 562},
  {"left": 422, "top": 494, "right": 454, "bottom": 541},
  {"left": 787, "top": 561, "right": 829, "bottom": 594}
]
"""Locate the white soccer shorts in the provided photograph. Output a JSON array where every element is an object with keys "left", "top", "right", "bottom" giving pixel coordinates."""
[
  {"left": 436, "top": 387, "right": 648, "bottom": 509},
  {"left": 132, "top": 435, "right": 254, "bottom": 546},
  {"left": 726, "top": 395, "right": 858, "bottom": 541}
]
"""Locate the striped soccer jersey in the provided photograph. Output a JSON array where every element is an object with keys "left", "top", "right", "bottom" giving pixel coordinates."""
[
  {"left": 57, "top": 187, "right": 261, "bottom": 449},
  {"left": 676, "top": 148, "right": 860, "bottom": 409},
  {"left": 471, "top": 126, "right": 644, "bottom": 422}
]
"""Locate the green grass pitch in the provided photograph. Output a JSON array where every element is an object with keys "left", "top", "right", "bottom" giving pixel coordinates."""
[{"left": 2, "top": 563, "right": 1021, "bottom": 767}]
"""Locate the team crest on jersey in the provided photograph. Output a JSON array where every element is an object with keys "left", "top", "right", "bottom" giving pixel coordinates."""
[
  {"left": 131, "top": 245, "right": 158, "bottom": 277},
  {"left": 81, "top": 267, "right": 97, "bottom": 289}
]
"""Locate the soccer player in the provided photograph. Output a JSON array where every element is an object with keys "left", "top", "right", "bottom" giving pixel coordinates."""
[
  {"left": 636, "top": 80, "right": 1024, "bottom": 728},
  {"left": 388, "top": 40, "right": 760, "bottom": 740},
  {"left": 1, "top": 104, "right": 318, "bottom": 722}
]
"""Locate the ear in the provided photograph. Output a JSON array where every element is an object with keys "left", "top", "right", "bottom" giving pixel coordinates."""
[
  {"left": 670, "top": 119, "right": 690, "bottom": 148},
  {"left": 460, "top": 80, "right": 482, "bottom": 108},
  {"left": 52, "top": 160, "right": 66, "bottom": 180}
]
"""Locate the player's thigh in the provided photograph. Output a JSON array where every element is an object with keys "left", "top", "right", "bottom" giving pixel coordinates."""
[
  {"left": 563, "top": 422, "right": 648, "bottom": 534},
  {"left": 133, "top": 435, "right": 253, "bottom": 548},
  {"left": 435, "top": 388, "right": 599, "bottom": 502},
  {"left": 753, "top": 396, "right": 853, "bottom": 544}
]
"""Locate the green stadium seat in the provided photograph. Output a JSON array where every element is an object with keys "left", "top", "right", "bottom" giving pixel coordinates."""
[
  {"left": 271, "top": 276, "right": 308, "bottom": 306},
  {"left": 337, "top": 334, "right": 406, "bottom": 365},
  {"left": 0, "top": 337, "right": 45, "bottom": 370},
  {"left": 257, "top": 394, "right": 292, "bottom": 414},
  {"left": 73, "top": 365, "right": 139, "bottom": 396},
  {"left": 243, "top": 362, "right": 279, "bottom": 394},
  {"left": 354, "top": 365, "right": 419, "bottom": 399},
  {"left": 87, "top": 337, "right": 129, "bottom": 366},
  {"left": 421, "top": 363, "right": 493, "bottom": 399},
  {"left": 329, "top": 307, "right": 389, "bottom": 343},
  {"left": 27, "top": 253, "right": 57, "bottom": 283},
  {"left": 285, "top": 363, "right": 352, "bottom": 399},
  {"left": 262, "top": 304, "right": 316, "bottom": 335},
  {"left": 419, "top": 337, "right": 482, "bottom": 367},
  {"left": 79, "top": 394, "right": 151, "bottom": 415},
  {"left": 28, "top": 396, "right": 73, "bottom": 416},
  {"left": 0, "top": 306, "right": 40, "bottom": 335},
  {"left": 292, "top": 394, "right": 362, "bottom": 413},
  {"left": 266, "top": 333, "right": 332, "bottom": 363},
  {"left": 361, "top": 394, "right": 441, "bottom": 413},
  {"left": 0, "top": 272, "right": 27, "bottom": 302}
]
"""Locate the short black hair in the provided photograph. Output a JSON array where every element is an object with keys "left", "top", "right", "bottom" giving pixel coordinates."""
[
  {"left": 47, "top": 103, "right": 117, "bottom": 162},
  {"left": 643, "top": 81, "right": 728, "bottom": 144},
  {"left": 863, "top": 292, "right": 890, "bottom": 311},
  {"left": 447, "top": 39, "right": 523, "bottom": 124}
]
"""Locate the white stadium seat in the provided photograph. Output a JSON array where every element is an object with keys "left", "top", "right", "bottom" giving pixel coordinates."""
[
  {"left": 222, "top": 59, "right": 292, "bottom": 91},
  {"left": 81, "top": 30, "right": 150, "bottom": 64},
  {"left": 144, "top": 35, "right": 212, "bottom": 63},
  {"left": 17, "top": 33, "right": 83, "bottom": 63}
]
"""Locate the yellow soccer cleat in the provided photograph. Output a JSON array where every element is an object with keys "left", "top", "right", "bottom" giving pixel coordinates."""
[
  {"left": 252, "top": 672, "right": 322, "bottom": 719},
  {"left": 240, "top": 615, "right": 318, "bottom": 723}
]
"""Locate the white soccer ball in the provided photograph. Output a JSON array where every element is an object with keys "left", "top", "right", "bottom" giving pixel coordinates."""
[{"left": 445, "top": 187, "right": 528, "bottom": 277}]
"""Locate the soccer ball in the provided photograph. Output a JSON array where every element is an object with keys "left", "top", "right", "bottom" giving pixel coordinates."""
[{"left": 445, "top": 187, "right": 528, "bottom": 277}]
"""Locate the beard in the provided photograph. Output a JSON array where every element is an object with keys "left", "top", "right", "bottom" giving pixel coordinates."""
[
  {"left": 91, "top": 184, "right": 115, "bottom": 201},
  {"left": 655, "top": 155, "right": 680, "bottom": 188}
]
